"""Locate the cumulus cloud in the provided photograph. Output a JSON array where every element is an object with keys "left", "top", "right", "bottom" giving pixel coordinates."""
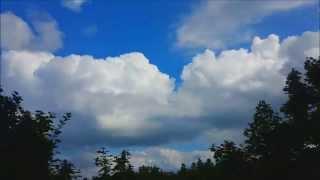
[
  {"left": 176, "top": 0, "right": 316, "bottom": 49},
  {"left": 280, "top": 31, "right": 320, "bottom": 73},
  {"left": 0, "top": 12, "right": 63, "bottom": 52},
  {"left": 2, "top": 51, "right": 174, "bottom": 136},
  {"left": 2, "top": 31, "right": 318, "bottom": 149},
  {"left": 0, "top": 7, "right": 317, "bottom": 147},
  {"left": 62, "top": 0, "right": 88, "bottom": 12},
  {"left": 180, "top": 34, "right": 285, "bottom": 113}
]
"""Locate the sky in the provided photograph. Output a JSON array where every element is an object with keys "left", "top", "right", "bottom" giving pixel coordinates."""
[{"left": 1, "top": 0, "right": 319, "bottom": 177}]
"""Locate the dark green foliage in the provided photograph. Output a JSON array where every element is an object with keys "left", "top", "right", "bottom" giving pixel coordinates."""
[
  {"left": 111, "top": 150, "right": 134, "bottom": 180},
  {"left": 303, "top": 57, "right": 320, "bottom": 145},
  {"left": 53, "top": 160, "right": 81, "bottom": 180},
  {"left": 244, "top": 100, "right": 281, "bottom": 159},
  {"left": 0, "top": 89, "right": 76, "bottom": 179},
  {"left": 243, "top": 56, "right": 320, "bottom": 180},
  {"left": 137, "top": 165, "right": 164, "bottom": 180},
  {"left": 94, "top": 147, "right": 113, "bottom": 179},
  {"left": 210, "top": 141, "right": 252, "bottom": 180}
]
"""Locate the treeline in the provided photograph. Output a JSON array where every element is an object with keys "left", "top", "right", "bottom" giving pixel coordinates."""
[{"left": 1, "top": 57, "right": 319, "bottom": 180}]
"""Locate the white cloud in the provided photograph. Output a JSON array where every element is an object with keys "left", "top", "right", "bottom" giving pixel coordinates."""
[
  {"left": 2, "top": 51, "right": 174, "bottom": 137},
  {"left": 62, "top": 0, "right": 88, "bottom": 12},
  {"left": 176, "top": 31, "right": 318, "bottom": 129},
  {"left": 0, "top": 12, "right": 33, "bottom": 50},
  {"left": 180, "top": 34, "right": 284, "bottom": 105},
  {"left": 176, "top": 0, "right": 316, "bottom": 49},
  {"left": 280, "top": 31, "right": 320, "bottom": 74},
  {"left": 2, "top": 31, "right": 319, "bottom": 147},
  {"left": 0, "top": 12, "right": 63, "bottom": 52}
]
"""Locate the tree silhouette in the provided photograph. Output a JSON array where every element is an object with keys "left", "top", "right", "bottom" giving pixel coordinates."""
[
  {"left": 244, "top": 100, "right": 281, "bottom": 159},
  {"left": 137, "top": 165, "right": 164, "bottom": 180},
  {"left": 0, "top": 89, "right": 73, "bottom": 179},
  {"left": 94, "top": 147, "right": 113, "bottom": 180},
  {"left": 112, "top": 150, "right": 134, "bottom": 180},
  {"left": 53, "top": 159, "right": 81, "bottom": 180}
]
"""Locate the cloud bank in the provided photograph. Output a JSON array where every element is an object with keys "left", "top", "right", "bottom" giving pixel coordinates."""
[
  {"left": 176, "top": 0, "right": 316, "bottom": 49},
  {"left": 2, "top": 28, "right": 319, "bottom": 148}
]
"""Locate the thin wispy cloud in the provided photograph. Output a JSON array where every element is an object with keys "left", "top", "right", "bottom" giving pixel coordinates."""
[
  {"left": 0, "top": 12, "right": 63, "bottom": 52},
  {"left": 62, "top": 0, "right": 88, "bottom": 12},
  {"left": 176, "top": 0, "right": 317, "bottom": 49}
]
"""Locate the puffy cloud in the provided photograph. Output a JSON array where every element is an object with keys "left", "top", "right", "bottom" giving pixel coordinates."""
[
  {"left": 176, "top": 0, "right": 316, "bottom": 49},
  {"left": 177, "top": 32, "right": 318, "bottom": 129},
  {"left": 2, "top": 51, "right": 174, "bottom": 137},
  {"left": 62, "top": 0, "right": 88, "bottom": 12},
  {"left": 2, "top": 31, "right": 319, "bottom": 148},
  {"left": 280, "top": 31, "right": 320, "bottom": 73},
  {"left": 0, "top": 12, "right": 63, "bottom": 52},
  {"left": 175, "top": 36, "right": 285, "bottom": 131}
]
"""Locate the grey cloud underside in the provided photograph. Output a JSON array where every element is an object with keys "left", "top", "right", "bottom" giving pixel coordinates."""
[{"left": 61, "top": 114, "right": 215, "bottom": 148}]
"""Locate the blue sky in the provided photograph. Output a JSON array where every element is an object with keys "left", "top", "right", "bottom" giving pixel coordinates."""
[
  {"left": 2, "top": 0, "right": 318, "bottom": 81},
  {"left": 2, "top": 0, "right": 193, "bottom": 79},
  {"left": 1, "top": 0, "right": 319, "bottom": 176}
]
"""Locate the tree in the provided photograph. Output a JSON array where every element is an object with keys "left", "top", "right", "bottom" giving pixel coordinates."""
[
  {"left": 304, "top": 57, "right": 320, "bottom": 146},
  {"left": 112, "top": 150, "right": 134, "bottom": 180},
  {"left": 282, "top": 69, "right": 309, "bottom": 124},
  {"left": 280, "top": 57, "right": 320, "bottom": 157},
  {"left": 204, "top": 158, "right": 214, "bottom": 169},
  {"left": 210, "top": 141, "right": 251, "bottom": 180},
  {"left": 94, "top": 147, "right": 113, "bottom": 179},
  {"left": 178, "top": 163, "right": 187, "bottom": 177},
  {"left": 244, "top": 100, "right": 281, "bottom": 159},
  {"left": 138, "top": 165, "right": 163, "bottom": 180},
  {"left": 241, "top": 57, "right": 320, "bottom": 180},
  {"left": 196, "top": 158, "right": 204, "bottom": 169},
  {"left": 54, "top": 159, "right": 81, "bottom": 180},
  {"left": 0, "top": 89, "right": 72, "bottom": 180}
]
